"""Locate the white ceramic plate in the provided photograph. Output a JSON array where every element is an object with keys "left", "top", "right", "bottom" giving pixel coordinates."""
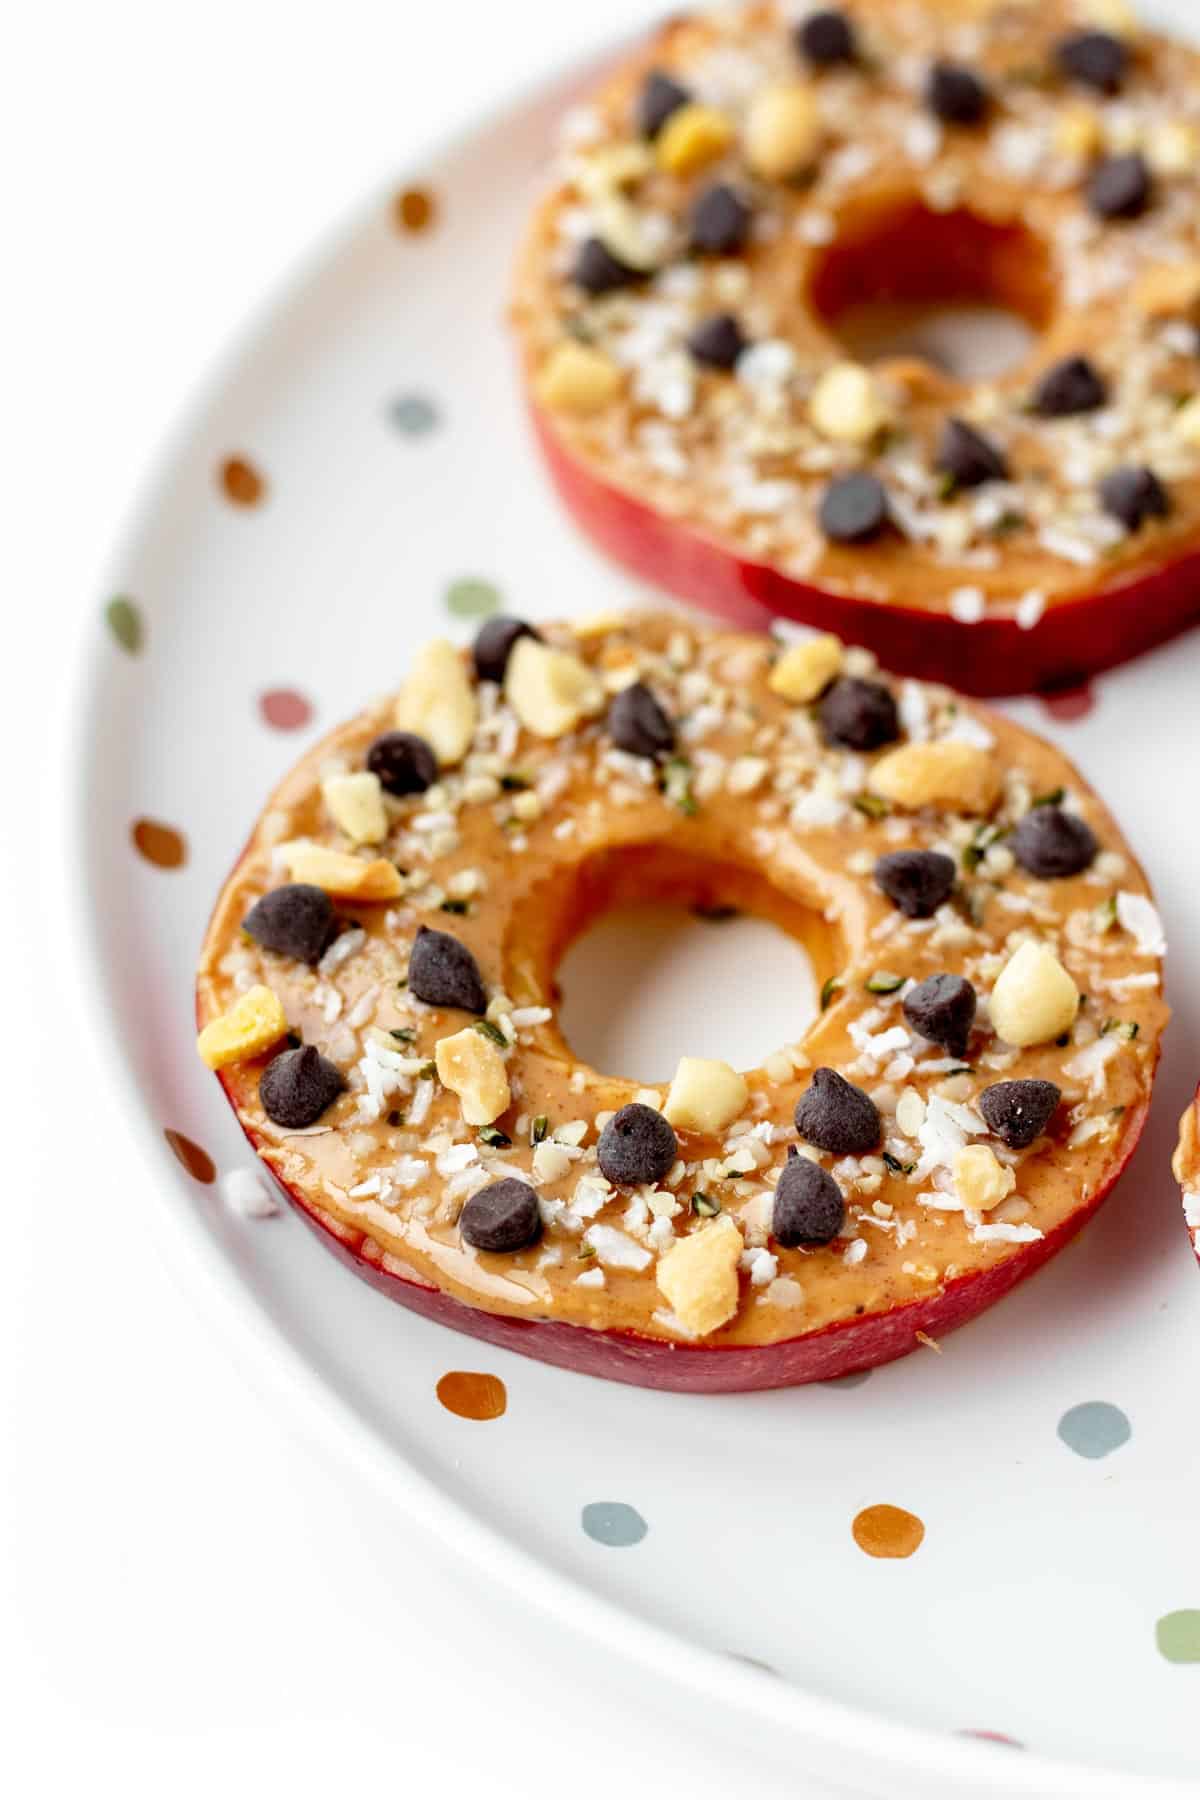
[{"left": 69, "top": 16, "right": 1200, "bottom": 1797}]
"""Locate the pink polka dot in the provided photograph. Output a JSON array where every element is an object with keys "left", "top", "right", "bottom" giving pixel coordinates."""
[
  {"left": 259, "top": 689, "right": 313, "bottom": 731},
  {"left": 1040, "top": 682, "right": 1095, "bottom": 723}
]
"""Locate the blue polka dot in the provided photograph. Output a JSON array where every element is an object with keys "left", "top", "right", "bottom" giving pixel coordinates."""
[
  {"left": 581, "top": 1501, "right": 647, "bottom": 1547},
  {"left": 1057, "top": 1401, "right": 1131, "bottom": 1460},
  {"left": 388, "top": 393, "right": 439, "bottom": 436}
]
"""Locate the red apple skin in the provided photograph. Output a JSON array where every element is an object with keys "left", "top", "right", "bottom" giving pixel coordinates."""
[
  {"left": 216, "top": 1067, "right": 1151, "bottom": 1393},
  {"left": 530, "top": 408, "right": 1200, "bottom": 699}
]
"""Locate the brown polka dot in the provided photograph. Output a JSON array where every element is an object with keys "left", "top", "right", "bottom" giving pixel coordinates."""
[
  {"left": 1040, "top": 681, "right": 1095, "bottom": 723},
  {"left": 259, "top": 688, "right": 313, "bottom": 731},
  {"left": 436, "top": 1370, "right": 507, "bottom": 1420},
  {"left": 852, "top": 1503, "right": 925, "bottom": 1559},
  {"left": 394, "top": 186, "right": 436, "bottom": 233},
  {"left": 164, "top": 1129, "right": 216, "bottom": 1184},
  {"left": 132, "top": 818, "right": 187, "bottom": 869},
  {"left": 220, "top": 456, "right": 266, "bottom": 507}
]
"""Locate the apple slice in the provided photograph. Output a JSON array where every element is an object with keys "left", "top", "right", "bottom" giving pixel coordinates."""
[
  {"left": 219, "top": 1075, "right": 1152, "bottom": 1391},
  {"left": 529, "top": 406, "right": 1200, "bottom": 700},
  {"left": 1173, "top": 1088, "right": 1200, "bottom": 1268}
]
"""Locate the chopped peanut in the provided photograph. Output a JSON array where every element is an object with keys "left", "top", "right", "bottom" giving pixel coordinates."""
[
  {"left": 663, "top": 1057, "right": 749, "bottom": 1134},
  {"left": 434, "top": 1027, "right": 511, "bottom": 1127},
  {"left": 280, "top": 842, "right": 403, "bottom": 900},
  {"left": 394, "top": 638, "right": 477, "bottom": 767},
  {"left": 1175, "top": 395, "right": 1200, "bottom": 448},
  {"left": 321, "top": 771, "right": 387, "bottom": 846},
  {"left": 768, "top": 634, "right": 843, "bottom": 704},
  {"left": 656, "top": 1213, "right": 744, "bottom": 1337},
  {"left": 1054, "top": 106, "right": 1102, "bottom": 161},
  {"left": 573, "top": 141, "right": 655, "bottom": 202},
  {"left": 197, "top": 985, "right": 287, "bottom": 1070},
  {"left": 809, "top": 363, "right": 891, "bottom": 446},
  {"left": 867, "top": 740, "right": 1001, "bottom": 815},
  {"left": 505, "top": 637, "right": 604, "bottom": 739},
  {"left": 743, "top": 82, "right": 821, "bottom": 180},
  {"left": 989, "top": 942, "right": 1080, "bottom": 1047},
  {"left": 656, "top": 103, "right": 735, "bottom": 176},
  {"left": 535, "top": 341, "right": 624, "bottom": 415},
  {"left": 1146, "top": 120, "right": 1198, "bottom": 176},
  {"left": 954, "top": 1144, "right": 1017, "bottom": 1214},
  {"left": 1133, "top": 261, "right": 1200, "bottom": 319}
]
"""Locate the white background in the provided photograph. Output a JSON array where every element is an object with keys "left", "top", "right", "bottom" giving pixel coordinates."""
[{"left": 1, "top": 3, "right": 842, "bottom": 1796}]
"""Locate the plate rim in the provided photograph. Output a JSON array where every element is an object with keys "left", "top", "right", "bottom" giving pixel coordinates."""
[{"left": 57, "top": 38, "right": 1199, "bottom": 1800}]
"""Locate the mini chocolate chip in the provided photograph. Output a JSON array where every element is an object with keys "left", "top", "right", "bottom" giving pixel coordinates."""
[
  {"left": 687, "top": 311, "right": 749, "bottom": 369},
  {"left": 794, "top": 1067, "right": 881, "bottom": 1156},
  {"left": 979, "top": 1079, "right": 1062, "bottom": 1149},
  {"left": 927, "top": 61, "right": 989, "bottom": 125},
  {"left": 690, "top": 183, "right": 752, "bottom": 256},
  {"left": 1056, "top": 29, "right": 1129, "bottom": 94},
  {"left": 937, "top": 417, "right": 1009, "bottom": 489},
  {"left": 243, "top": 883, "right": 338, "bottom": 965},
  {"left": 597, "top": 1103, "right": 678, "bottom": 1186},
  {"left": 607, "top": 681, "right": 675, "bottom": 759},
  {"left": 818, "top": 676, "right": 900, "bottom": 751},
  {"left": 573, "top": 235, "right": 643, "bottom": 296},
  {"left": 636, "top": 68, "right": 691, "bottom": 139},
  {"left": 407, "top": 924, "right": 487, "bottom": 1013},
  {"left": 1031, "top": 355, "right": 1108, "bottom": 418},
  {"left": 472, "top": 614, "right": 541, "bottom": 684},
  {"left": 773, "top": 1152, "right": 845, "bottom": 1247},
  {"left": 459, "top": 1178, "right": 543, "bottom": 1253},
  {"left": 874, "top": 850, "right": 957, "bottom": 920},
  {"left": 796, "top": 8, "right": 857, "bottom": 67},
  {"left": 903, "top": 973, "right": 977, "bottom": 1059},
  {"left": 366, "top": 730, "right": 438, "bottom": 796},
  {"left": 1010, "top": 806, "right": 1098, "bottom": 878},
  {"left": 1099, "top": 464, "right": 1169, "bottom": 531},
  {"left": 259, "top": 1045, "right": 345, "bottom": 1128},
  {"left": 819, "top": 472, "right": 890, "bottom": 544},
  {"left": 1088, "top": 151, "right": 1152, "bottom": 220}
]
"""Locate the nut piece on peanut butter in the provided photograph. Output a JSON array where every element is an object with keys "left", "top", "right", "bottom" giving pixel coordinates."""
[
  {"left": 535, "top": 340, "right": 624, "bottom": 415},
  {"left": 743, "top": 81, "right": 822, "bottom": 180},
  {"left": 663, "top": 1056, "right": 749, "bottom": 1135},
  {"left": 505, "top": 637, "right": 605, "bottom": 739},
  {"left": 321, "top": 771, "right": 388, "bottom": 846},
  {"left": 953, "top": 1143, "right": 1017, "bottom": 1214},
  {"left": 767, "top": 633, "right": 842, "bottom": 704},
  {"left": 656, "top": 1213, "right": 744, "bottom": 1337},
  {"left": 197, "top": 985, "right": 288, "bottom": 1070},
  {"left": 655, "top": 102, "right": 735, "bottom": 177},
  {"left": 434, "top": 1027, "right": 511, "bottom": 1127},
  {"left": 394, "top": 637, "right": 477, "bottom": 768},
  {"left": 279, "top": 842, "right": 404, "bottom": 900},
  {"left": 867, "top": 740, "right": 1001, "bottom": 815},
  {"left": 989, "top": 941, "right": 1080, "bottom": 1048}
]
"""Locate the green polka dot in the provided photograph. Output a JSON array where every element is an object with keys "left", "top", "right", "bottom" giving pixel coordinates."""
[
  {"left": 1157, "top": 1611, "right": 1200, "bottom": 1664},
  {"left": 445, "top": 577, "right": 501, "bottom": 620},
  {"left": 581, "top": 1501, "right": 647, "bottom": 1547},
  {"left": 106, "top": 596, "right": 144, "bottom": 654},
  {"left": 1057, "top": 1401, "right": 1131, "bottom": 1460},
  {"left": 389, "top": 393, "right": 439, "bottom": 436}
]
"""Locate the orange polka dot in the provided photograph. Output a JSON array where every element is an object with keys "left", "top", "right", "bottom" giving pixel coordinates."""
[
  {"left": 436, "top": 1371, "right": 507, "bottom": 1420},
  {"left": 852, "top": 1503, "right": 925, "bottom": 1559},
  {"left": 164, "top": 1129, "right": 216, "bottom": 1184},
  {"left": 394, "top": 186, "right": 436, "bottom": 233},
  {"left": 220, "top": 456, "right": 266, "bottom": 507},
  {"left": 132, "top": 818, "right": 187, "bottom": 868}
]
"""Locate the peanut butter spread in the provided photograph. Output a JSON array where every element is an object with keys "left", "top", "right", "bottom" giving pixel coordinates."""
[
  {"left": 1172, "top": 1096, "right": 1200, "bottom": 1260},
  {"left": 512, "top": 0, "right": 1200, "bottom": 623},
  {"left": 197, "top": 613, "right": 1166, "bottom": 1347}
]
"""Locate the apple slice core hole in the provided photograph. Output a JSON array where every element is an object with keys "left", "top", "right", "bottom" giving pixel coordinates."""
[
  {"left": 510, "top": 847, "right": 841, "bottom": 1087},
  {"left": 807, "top": 200, "right": 1054, "bottom": 385}
]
